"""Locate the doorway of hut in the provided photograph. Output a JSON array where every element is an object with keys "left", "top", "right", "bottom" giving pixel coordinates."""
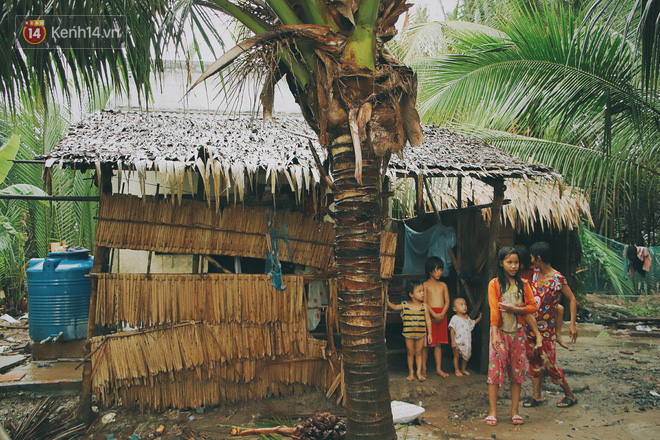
[{"left": 384, "top": 210, "right": 471, "bottom": 377}]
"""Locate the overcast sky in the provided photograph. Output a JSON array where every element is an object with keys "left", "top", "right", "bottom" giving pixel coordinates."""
[
  {"left": 110, "top": 0, "right": 458, "bottom": 113},
  {"left": 413, "top": 0, "right": 457, "bottom": 22}
]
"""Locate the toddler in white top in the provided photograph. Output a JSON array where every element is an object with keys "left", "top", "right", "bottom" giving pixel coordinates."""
[{"left": 448, "top": 297, "right": 482, "bottom": 376}]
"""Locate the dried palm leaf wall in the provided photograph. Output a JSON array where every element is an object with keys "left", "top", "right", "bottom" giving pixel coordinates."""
[
  {"left": 95, "top": 194, "right": 396, "bottom": 277},
  {"left": 95, "top": 194, "right": 335, "bottom": 268},
  {"left": 88, "top": 194, "right": 350, "bottom": 410},
  {"left": 89, "top": 195, "right": 395, "bottom": 410},
  {"left": 90, "top": 275, "right": 331, "bottom": 410},
  {"left": 94, "top": 274, "right": 306, "bottom": 327}
]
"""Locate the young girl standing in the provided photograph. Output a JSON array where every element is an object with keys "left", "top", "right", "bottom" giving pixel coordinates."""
[
  {"left": 388, "top": 282, "right": 432, "bottom": 382},
  {"left": 486, "top": 247, "right": 541, "bottom": 426}
]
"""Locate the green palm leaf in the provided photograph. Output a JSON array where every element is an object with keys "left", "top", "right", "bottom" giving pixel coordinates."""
[
  {"left": 404, "top": 0, "right": 659, "bottom": 239},
  {"left": 0, "top": 134, "right": 20, "bottom": 185}
]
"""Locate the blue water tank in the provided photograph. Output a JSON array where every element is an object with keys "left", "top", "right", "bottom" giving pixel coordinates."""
[{"left": 27, "top": 249, "right": 94, "bottom": 341}]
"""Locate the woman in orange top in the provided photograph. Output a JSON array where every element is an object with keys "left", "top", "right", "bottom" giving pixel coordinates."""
[{"left": 485, "top": 247, "right": 541, "bottom": 427}]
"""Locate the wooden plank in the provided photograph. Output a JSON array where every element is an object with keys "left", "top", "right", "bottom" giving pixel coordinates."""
[{"left": 0, "top": 355, "right": 26, "bottom": 373}]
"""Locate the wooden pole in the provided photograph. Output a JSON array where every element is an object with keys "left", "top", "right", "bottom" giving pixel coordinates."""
[
  {"left": 79, "top": 166, "right": 113, "bottom": 423},
  {"left": 203, "top": 255, "right": 231, "bottom": 273},
  {"left": 78, "top": 246, "right": 109, "bottom": 423},
  {"left": 415, "top": 174, "right": 424, "bottom": 219},
  {"left": 456, "top": 177, "right": 462, "bottom": 298},
  {"left": 480, "top": 178, "right": 505, "bottom": 374},
  {"left": 147, "top": 251, "right": 153, "bottom": 274}
]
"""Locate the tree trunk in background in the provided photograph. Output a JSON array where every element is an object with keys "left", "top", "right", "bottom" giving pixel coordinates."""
[{"left": 330, "top": 138, "right": 395, "bottom": 440}]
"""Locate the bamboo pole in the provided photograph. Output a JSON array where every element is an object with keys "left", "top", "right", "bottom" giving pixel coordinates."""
[
  {"left": 78, "top": 245, "right": 109, "bottom": 423},
  {"left": 480, "top": 179, "right": 505, "bottom": 374},
  {"left": 146, "top": 251, "right": 153, "bottom": 274},
  {"left": 204, "top": 255, "right": 231, "bottom": 273}
]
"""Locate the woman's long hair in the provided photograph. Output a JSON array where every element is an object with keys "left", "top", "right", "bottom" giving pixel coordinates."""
[{"left": 497, "top": 247, "right": 525, "bottom": 301}]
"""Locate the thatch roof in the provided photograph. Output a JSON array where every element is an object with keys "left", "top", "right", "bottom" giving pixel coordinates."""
[
  {"left": 394, "top": 176, "right": 592, "bottom": 232},
  {"left": 43, "top": 111, "right": 558, "bottom": 198}
]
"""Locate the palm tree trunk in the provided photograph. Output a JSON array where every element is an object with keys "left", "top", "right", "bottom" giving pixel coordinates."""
[{"left": 330, "top": 138, "right": 395, "bottom": 440}]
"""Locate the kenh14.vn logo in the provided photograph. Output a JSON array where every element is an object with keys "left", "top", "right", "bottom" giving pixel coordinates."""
[
  {"left": 17, "top": 16, "right": 126, "bottom": 50},
  {"left": 23, "top": 19, "right": 46, "bottom": 44}
]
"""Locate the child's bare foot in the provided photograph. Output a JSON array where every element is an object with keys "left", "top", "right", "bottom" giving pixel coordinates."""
[
  {"left": 534, "top": 335, "right": 543, "bottom": 350},
  {"left": 406, "top": 374, "right": 414, "bottom": 381},
  {"left": 556, "top": 334, "right": 569, "bottom": 349},
  {"left": 455, "top": 370, "right": 463, "bottom": 377},
  {"left": 461, "top": 369, "right": 471, "bottom": 376},
  {"left": 417, "top": 373, "right": 427, "bottom": 382},
  {"left": 436, "top": 369, "right": 449, "bottom": 377}
]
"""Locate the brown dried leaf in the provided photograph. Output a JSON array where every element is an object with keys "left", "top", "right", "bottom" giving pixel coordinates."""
[
  {"left": 401, "top": 76, "right": 423, "bottom": 147},
  {"left": 348, "top": 107, "right": 363, "bottom": 185}
]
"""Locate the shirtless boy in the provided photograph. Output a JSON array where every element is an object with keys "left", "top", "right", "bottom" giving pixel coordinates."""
[{"left": 422, "top": 256, "right": 450, "bottom": 377}]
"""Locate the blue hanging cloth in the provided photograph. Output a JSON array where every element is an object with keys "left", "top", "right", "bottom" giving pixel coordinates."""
[
  {"left": 265, "top": 211, "right": 293, "bottom": 290},
  {"left": 402, "top": 223, "right": 456, "bottom": 278}
]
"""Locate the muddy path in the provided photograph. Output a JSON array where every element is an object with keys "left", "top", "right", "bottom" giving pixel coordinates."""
[
  {"left": 2, "top": 323, "right": 659, "bottom": 439},
  {"left": 390, "top": 322, "right": 660, "bottom": 439}
]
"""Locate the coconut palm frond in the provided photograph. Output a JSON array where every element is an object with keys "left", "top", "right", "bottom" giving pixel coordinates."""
[
  {"left": 450, "top": 125, "right": 658, "bottom": 223},
  {"left": 0, "top": 0, "right": 227, "bottom": 109},
  {"left": 418, "top": 5, "right": 647, "bottom": 137},
  {"left": 586, "top": 0, "right": 660, "bottom": 97},
  {"left": 580, "top": 228, "right": 636, "bottom": 296},
  {"left": 406, "top": 0, "right": 659, "bottom": 239},
  {"left": 0, "top": 134, "right": 20, "bottom": 184}
]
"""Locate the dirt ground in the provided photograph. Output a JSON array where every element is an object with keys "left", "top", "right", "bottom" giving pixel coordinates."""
[{"left": 2, "top": 296, "right": 660, "bottom": 439}]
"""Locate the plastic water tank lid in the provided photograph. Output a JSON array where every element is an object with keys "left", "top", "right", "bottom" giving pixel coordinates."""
[{"left": 46, "top": 247, "right": 91, "bottom": 258}]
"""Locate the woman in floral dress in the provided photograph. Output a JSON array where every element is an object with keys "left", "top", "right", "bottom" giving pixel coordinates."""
[{"left": 523, "top": 242, "right": 579, "bottom": 409}]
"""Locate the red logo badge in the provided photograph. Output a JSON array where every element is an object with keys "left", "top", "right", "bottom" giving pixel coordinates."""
[{"left": 23, "top": 20, "right": 46, "bottom": 44}]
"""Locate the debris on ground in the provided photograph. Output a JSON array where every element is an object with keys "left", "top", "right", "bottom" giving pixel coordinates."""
[
  {"left": 231, "top": 412, "right": 346, "bottom": 439},
  {"left": 3, "top": 396, "right": 86, "bottom": 440}
]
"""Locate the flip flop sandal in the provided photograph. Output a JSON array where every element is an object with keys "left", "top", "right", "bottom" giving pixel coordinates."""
[
  {"left": 485, "top": 415, "right": 498, "bottom": 426},
  {"left": 523, "top": 398, "right": 543, "bottom": 407},
  {"left": 557, "top": 396, "right": 578, "bottom": 408},
  {"left": 512, "top": 415, "right": 524, "bottom": 425}
]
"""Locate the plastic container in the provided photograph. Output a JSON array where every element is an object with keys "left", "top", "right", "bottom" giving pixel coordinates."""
[{"left": 27, "top": 248, "right": 93, "bottom": 341}]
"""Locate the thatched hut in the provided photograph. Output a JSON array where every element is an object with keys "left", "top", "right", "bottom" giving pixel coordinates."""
[{"left": 39, "top": 110, "right": 589, "bottom": 414}]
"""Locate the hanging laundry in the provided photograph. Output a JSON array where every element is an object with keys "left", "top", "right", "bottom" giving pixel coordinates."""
[
  {"left": 307, "top": 280, "right": 329, "bottom": 331},
  {"left": 265, "top": 211, "right": 293, "bottom": 290},
  {"left": 403, "top": 223, "right": 456, "bottom": 277},
  {"left": 624, "top": 245, "right": 653, "bottom": 279}
]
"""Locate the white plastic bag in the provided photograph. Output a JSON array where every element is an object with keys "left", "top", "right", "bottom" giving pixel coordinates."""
[{"left": 391, "top": 400, "right": 425, "bottom": 424}]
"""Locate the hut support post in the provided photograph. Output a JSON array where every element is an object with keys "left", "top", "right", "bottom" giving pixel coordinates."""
[
  {"left": 415, "top": 174, "right": 424, "bottom": 218},
  {"left": 78, "top": 246, "right": 110, "bottom": 423},
  {"left": 456, "top": 178, "right": 462, "bottom": 297},
  {"left": 79, "top": 166, "right": 112, "bottom": 423},
  {"left": 423, "top": 178, "right": 475, "bottom": 307},
  {"left": 480, "top": 179, "right": 506, "bottom": 374}
]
